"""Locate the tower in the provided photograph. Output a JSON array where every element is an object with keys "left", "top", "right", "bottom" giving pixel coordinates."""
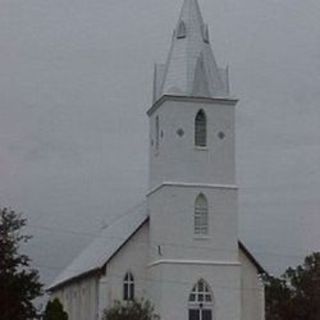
[{"left": 147, "top": 1, "right": 241, "bottom": 320}]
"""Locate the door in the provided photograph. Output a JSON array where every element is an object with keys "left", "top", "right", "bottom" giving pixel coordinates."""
[{"left": 189, "top": 309, "right": 212, "bottom": 320}]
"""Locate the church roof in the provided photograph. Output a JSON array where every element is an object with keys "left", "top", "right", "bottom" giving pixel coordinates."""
[
  {"left": 47, "top": 201, "right": 148, "bottom": 291},
  {"left": 153, "top": 0, "right": 230, "bottom": 103}
]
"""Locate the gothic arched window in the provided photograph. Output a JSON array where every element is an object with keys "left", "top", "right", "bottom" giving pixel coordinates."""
[
  {"left": 123, "top": 272, "right": 135, "bottom": 301},
  {"left": 202, "top": 24, "right": 210, "bottom": 43},
  {"left": 189, "top": 279, "right": 213, "bottom": 320},
  {"left": 195, "top": 110, "right": 207, "bottom": 147},
  {"left": 194, "top": 194, "right": 208, "bottom": 235},
  {"left": 155, "top": 115, "right": 160, "bottom": 150},
  {"left": 177, "top": 20, "right": 187, "bottom": 39}
]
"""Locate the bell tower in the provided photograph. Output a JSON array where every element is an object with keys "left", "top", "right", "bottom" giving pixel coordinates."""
[{"left": 147, "top": 1, "right": 241, "bottom": 320}]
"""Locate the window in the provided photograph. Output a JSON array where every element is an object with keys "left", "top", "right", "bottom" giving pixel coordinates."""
[
  {"left": 202, "top": 24, "right": 209, "bottom": 43},
  {"left": 155, "top": 115, "right": 160, "bottom": 150},
  {"left": 177, "top": 20, "right": 186, "bottom": 39},
  {"left": 123, "top": 272, "right": 134, "bottom": 301},
  {"left": 195, "top": 110, "right": 207, "bottom": 147},
  {"left": 189, "top": 280, "right": 213, "bottom": 320},
  {"left": 194, "top": 194, "right": 208, "bottom": 235}
]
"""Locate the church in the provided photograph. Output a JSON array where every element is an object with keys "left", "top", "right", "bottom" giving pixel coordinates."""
[{"left": 48, "top": 0, "right": 265, "bottom": 319}]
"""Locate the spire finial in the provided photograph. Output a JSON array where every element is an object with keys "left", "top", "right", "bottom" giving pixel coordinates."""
[{"left": 177, "top": 0, "right": 205, "bottom": 39}]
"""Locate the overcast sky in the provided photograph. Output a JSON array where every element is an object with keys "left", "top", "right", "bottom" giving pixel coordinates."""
[{"left": 0, "top": 0, "right": 319, "bottom": 285}]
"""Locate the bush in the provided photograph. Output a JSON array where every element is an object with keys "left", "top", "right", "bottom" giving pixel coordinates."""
[
  {"left": 43, "top": 298, "right": 68, "bottom": 320},
  {"left": 102, "top": 299, "right": 159, "bottom": 320}
]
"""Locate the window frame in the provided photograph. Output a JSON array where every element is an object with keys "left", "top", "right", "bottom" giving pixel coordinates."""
[
  {"left": 177, "top": 20, "right": 187, "bottom": 39},
  {"left": 155, "top": 115, "right": 160, "bottom": 150},
  {"left": 194, "top": 194, "right": 209, "bottom": 236},
  {"left": 123, "top": 272, "right": 135, "bottom": 301},
  {"left": 188, "top": 279, "right": 214, "bottom": 320},
  {"left": 195, "top": 110, "right": 207, "bottom": 147}
]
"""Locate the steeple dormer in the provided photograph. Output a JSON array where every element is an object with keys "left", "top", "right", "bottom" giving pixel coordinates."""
[{"left": 153, "top": 0, "right": 229, "bottom": 103}]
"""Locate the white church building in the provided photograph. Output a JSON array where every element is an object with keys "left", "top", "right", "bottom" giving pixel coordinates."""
[{"left": 48, "top": 0, "right": 266, "bottom": 319}]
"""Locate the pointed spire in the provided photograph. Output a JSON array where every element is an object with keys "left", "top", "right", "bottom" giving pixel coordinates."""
[
  {"left": 178, "top": 0, "right": 205, "bottom": 37},
  {"left": 153, "top": 0, "right": 229, "bottom": 102}
]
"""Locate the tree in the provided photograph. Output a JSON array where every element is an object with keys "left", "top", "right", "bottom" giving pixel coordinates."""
[
  {"left": 264, "top": 252, "right": 320, "bottom": 320},
  {"left": 43, "top": 298, "right": 68, "bottom": 320},
  {"left": 0, "top": 208, "right": 43, "bottom": 320},
  {"left": 102, "top": 299, "right": 159, "bottom": 320}
]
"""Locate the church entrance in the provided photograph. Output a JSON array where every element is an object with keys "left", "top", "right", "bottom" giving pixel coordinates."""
[
  {"left": 188, "top": 280, "right": 213, "bottom": 320},
  {"left": 189, "top": 308, "right": 212, "bottom": 320}
]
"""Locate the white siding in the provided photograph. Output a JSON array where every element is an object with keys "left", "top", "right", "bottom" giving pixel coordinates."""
[
  {"left": 51, "top": 276, "right": 99, "bottom": 320},
  {"left": 147, "top": 261, "right": 241, "bottom": 320},
  {"left": 149, "top": 97, "right": 236, "bottom": 189},
  {"left": 239, "top": 250, "right": 265, "bottom": 320},
  {"left": 147, "top": 94, "right": 241, "bottom": 320},
  {"left": 103, "top": 222, "right": 149, "bottom": 308}
]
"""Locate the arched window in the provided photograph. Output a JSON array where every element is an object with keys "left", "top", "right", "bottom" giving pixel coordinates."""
[
  {"left": 194, "top": 194, "right": 208, "bottom": 235},
  {"left": 202, "top": 24, "right": 210, "bottom": 43},
  {"left": 177, "top": 20, "right": 187, "bottom": 39},
  {"left": 155, "top": 115, "right": 160, "bottom": 150},
  {"left": 123, "top": 272, "right": 134, "bottom": 301},
  {"left": 189, "top": 279, "right": 213, "bottom": 320},
  {"left": 195, "top": 110, "right": 207, "bottom": 147}
]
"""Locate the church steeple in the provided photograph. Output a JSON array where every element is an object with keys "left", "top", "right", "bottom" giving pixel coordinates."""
[
  {"left": 147, "top": 3, "right": 241, "bottom": 319},
  {"left": 153, "top": 0, "right": 229, "bottom": 102}
]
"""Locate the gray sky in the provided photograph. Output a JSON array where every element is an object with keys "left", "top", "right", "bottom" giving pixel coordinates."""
[{"left": 0, "top": 0, "right": 319, "bottom": 285}]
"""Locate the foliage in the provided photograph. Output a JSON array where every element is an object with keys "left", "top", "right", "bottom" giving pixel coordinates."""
[
  {"left": 102, "top": 299, "right": 159, "bottom": 320},
  {"left": 264, "top": 252, "right": 320, "bottom": 320},
  {"left": 43, "top": 298, "right": 68, "bottom": 320},
  {"left": 0, "top": 208, "right": 43, "bottom": 320}
]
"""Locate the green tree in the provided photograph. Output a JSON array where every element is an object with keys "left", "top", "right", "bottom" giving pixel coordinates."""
[
  {"left": 264, "top": 252, "right": 320, "bottom": 320},
  {"left": 0, "top": 208, "right": 43, "bottom": 320},
  {"left": 43, "top": 298, "right": 68, "bottom": 320},
  {"left": 102, "top": 299, "right": 159, "bottom": 320}
]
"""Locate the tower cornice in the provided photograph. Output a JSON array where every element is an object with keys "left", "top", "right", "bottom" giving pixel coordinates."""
[
  {"left": 146, "top": 181, "right": 238, "bottom": 197},
  {"left": 147, "top": 94, "right": 238, "bottom": 117}
]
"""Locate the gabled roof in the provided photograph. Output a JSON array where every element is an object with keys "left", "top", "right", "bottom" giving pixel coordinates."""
[
  {"left": 153, "top": 0, "right": 229, "bottom": 103},
  {"left": 47, "top": 201, "right": 148, "bottom": 291},
  {"left": 239, "top": 241, "right": 266, "bottom": 274}
]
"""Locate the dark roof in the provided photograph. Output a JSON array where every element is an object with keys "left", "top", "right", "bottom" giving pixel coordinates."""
[{"left": 238, "top": 241, "right": 266, "bottom": 274}]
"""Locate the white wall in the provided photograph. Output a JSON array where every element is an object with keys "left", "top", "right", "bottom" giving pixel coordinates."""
[
  {"left": 51, "top": 225, "right": 265, "bottom": 320},
  {"left": 50, "top": 223, "right": 149, "bottom": 320},
  {"left": 147, "top": 95, "right": 242, "bottom": 320},
  {"left": 148, "top": 184, "right": 239, "bottom": 263},
  {"left": 149, "top": 96, "right": 237, "bottom": 189},
  {"left": 239, "top": 249, "right": 265, "bottom": 320},
  {"left": 51, "top": 275, "right": 99, "bottom": 320},
  {"left": 103, "top": 222, "right": 149, "bottom": 308},
  {"left": 148, "top": 261, "right": 242, "bottom": 320}
]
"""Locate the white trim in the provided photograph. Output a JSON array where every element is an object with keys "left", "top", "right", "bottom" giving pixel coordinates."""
[
  {"left": 193, "top": 235, "right": 212, "bottom": 241},
  {"left": 194, "top": 146, "right": 208, "bottom": 151},
  {"left": 147, "top": 95, "right": 238, "bottom": 117},
  {"left": 148, "top": 259, "right": 241, "bottom": 268},
  {"left": 147, "top": 181, "right": 238, "bottom": 197}
]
